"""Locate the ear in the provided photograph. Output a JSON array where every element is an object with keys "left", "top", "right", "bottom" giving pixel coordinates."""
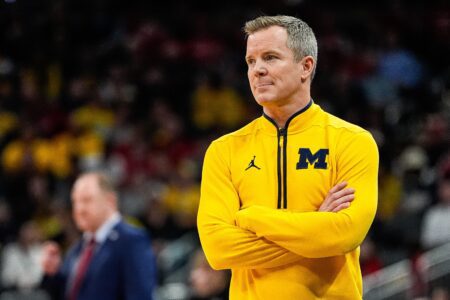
[
  {"left": 106, "top": 192, "right": 118, "bottom": 210},
  {"left": 300, "top": 56, "right": 315, "bottom": 83}
]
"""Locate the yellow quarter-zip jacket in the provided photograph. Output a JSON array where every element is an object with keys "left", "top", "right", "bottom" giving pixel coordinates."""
[{"left": 197, "top": 101, "right": 379, "bottom": 299}]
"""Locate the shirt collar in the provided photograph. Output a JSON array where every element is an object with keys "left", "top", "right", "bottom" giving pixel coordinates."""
[
  {"left": 83, "top": 212, "right": 121, "bottom": 244},
  {"left": 259, "top": 100, "right": 320, "bottom": 134}
]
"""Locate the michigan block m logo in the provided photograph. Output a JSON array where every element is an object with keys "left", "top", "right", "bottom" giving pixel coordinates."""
[{"left": 296, "top": 148, "right": 329, "bottom": 169}]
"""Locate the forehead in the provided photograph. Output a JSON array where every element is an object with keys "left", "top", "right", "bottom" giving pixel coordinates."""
[
  {"left": 246, "top": 26, "right": 290, "bottom": 56},
  {"left": 72, "top": 175, "right": 101, "bottom": 199}
]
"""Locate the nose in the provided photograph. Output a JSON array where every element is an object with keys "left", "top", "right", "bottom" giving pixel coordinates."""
[{"left": 253, "top": 60, "right": 268, "bottom": 77}]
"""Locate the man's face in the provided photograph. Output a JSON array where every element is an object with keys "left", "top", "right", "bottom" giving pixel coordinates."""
[
  {"left": 246, "top": 26, "right": 304, "bottom": 108},
  {"left": 71, "top": 175, "right": 112, "bottom": 233}
]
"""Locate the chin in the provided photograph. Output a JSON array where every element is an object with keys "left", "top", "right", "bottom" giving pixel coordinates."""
[
  {"left": 255, "top": 96, "right": 276, "bottom": 106},
  {"left": 75, "top": 221, "right": 90, "bottom": 232},
  {"left": 253, "top": 93, "right": 266, "bottom": 102}
]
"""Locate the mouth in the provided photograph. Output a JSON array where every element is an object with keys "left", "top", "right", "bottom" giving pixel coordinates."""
[{"left": 255, "top": 82, "right": 272, "bottom": 89}]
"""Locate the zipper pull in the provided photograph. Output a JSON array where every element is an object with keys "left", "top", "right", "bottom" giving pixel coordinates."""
[{"left": 279, "top": 128, "right": 287, "bottom": 136}]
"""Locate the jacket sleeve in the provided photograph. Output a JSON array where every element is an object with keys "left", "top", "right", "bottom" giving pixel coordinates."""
[
  {"left": 40, "top": 244, "right": 77, "bottom": 300},
  {"left": 123, "top": 231, "right": 156, "bottom": 300},
  {"left": 197, "top": 140, "right": 302, "bottom": 270},
  {"left": 236, "top": 131, "right": 379, "bottom": 258}
]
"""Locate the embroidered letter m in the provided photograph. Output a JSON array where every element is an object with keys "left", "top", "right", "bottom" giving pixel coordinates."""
[{"left": 296, "top": 148, "right": 329, "bottom": 169}]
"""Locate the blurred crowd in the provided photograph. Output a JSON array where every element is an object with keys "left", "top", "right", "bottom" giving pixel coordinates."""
[{"left": 0, "top": 0, "right": 448, "bottom": 299}]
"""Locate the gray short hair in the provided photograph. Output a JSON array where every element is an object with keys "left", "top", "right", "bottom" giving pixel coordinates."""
[
  {"left": 244, "top": 15, "right": 318, "bottom": 79},
  {"left": 96, "top": 172, "right": 117, "bottom": 195},
  {"left": 76, "top": 171, "right": 118, "bottom": 196}
]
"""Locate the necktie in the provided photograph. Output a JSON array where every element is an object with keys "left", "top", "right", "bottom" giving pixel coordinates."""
[{"left": 69, "top": 237, "right": 96, "bottom": 300}]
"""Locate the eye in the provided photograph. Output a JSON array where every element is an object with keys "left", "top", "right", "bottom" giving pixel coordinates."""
[
  {"left": 265, "top": 54, "right": 277, "bottom": 61},
  {"left": 246, "top": 58, "right": 255, "bottom": 66}
]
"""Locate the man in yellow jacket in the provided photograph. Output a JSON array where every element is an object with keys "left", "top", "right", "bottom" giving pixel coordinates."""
[{"left": 197, "top": 15, "right": 379, "bottom": 299}]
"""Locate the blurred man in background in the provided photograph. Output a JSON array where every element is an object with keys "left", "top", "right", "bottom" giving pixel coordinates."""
[{"left": 40, "top": 172, "right": 156, "bottom": 300}]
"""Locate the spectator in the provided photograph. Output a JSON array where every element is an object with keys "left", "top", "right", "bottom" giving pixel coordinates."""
[
  {"left": 359, "top": 237, "right": 383, "bottom": 276},
  {"left": 421, "top": 167, "right": 450, "bottom": 249},
  {"left": 1, "top": 221, "right": 44, "bottom": 291},
  {"left": 191, "top": 71, "right": 247, "bottom": 133},
  {"left": 189, "top": 249, "right": 229, "bottom": 300}
]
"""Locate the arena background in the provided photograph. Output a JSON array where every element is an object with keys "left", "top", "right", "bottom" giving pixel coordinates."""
[{"left": 0, "top": 0, "right": 449, "bottom": 299}]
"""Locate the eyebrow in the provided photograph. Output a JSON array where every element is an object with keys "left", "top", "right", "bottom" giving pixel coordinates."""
[{"left": 246, "top": 49, "right": 282, "bottom": 60}]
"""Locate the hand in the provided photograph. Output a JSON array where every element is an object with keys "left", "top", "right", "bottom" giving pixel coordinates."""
[
  {"left": 319, "top": 182, "right": 355, "bottom": 212},
  {"left": 41, "top": 241, "right": 62, "bottom": 275}
]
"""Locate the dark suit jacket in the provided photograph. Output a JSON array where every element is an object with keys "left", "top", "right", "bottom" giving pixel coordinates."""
[{"left": 43, "top": 221, "right": 156, "bottom": 300}]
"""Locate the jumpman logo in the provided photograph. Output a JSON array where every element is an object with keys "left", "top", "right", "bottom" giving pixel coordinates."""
[{"left": 245, "top": 156, "right": 261, "bottom": 171}]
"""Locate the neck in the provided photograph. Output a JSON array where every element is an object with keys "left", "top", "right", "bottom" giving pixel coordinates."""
[
  {"left": 263, "top": 98, "right": 310, "bottom": 128},
  {"left": 88, "top": 210, "right": 117, "bottom": 234}
]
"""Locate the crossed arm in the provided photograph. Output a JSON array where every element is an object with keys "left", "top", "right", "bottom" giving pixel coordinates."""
[
  {"left": 235, "top": 133, "right": 378, "bottom": 258},
  {"left": 197, "top": 132, "right": 378, "bottom": 269},
  {"left": 197, "top": 146, "right": 302, "bottom": 270}
]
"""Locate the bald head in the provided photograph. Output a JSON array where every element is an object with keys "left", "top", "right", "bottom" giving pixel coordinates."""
[{"left": 71, "top": 172, "right": 118, "bottom": 233}]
